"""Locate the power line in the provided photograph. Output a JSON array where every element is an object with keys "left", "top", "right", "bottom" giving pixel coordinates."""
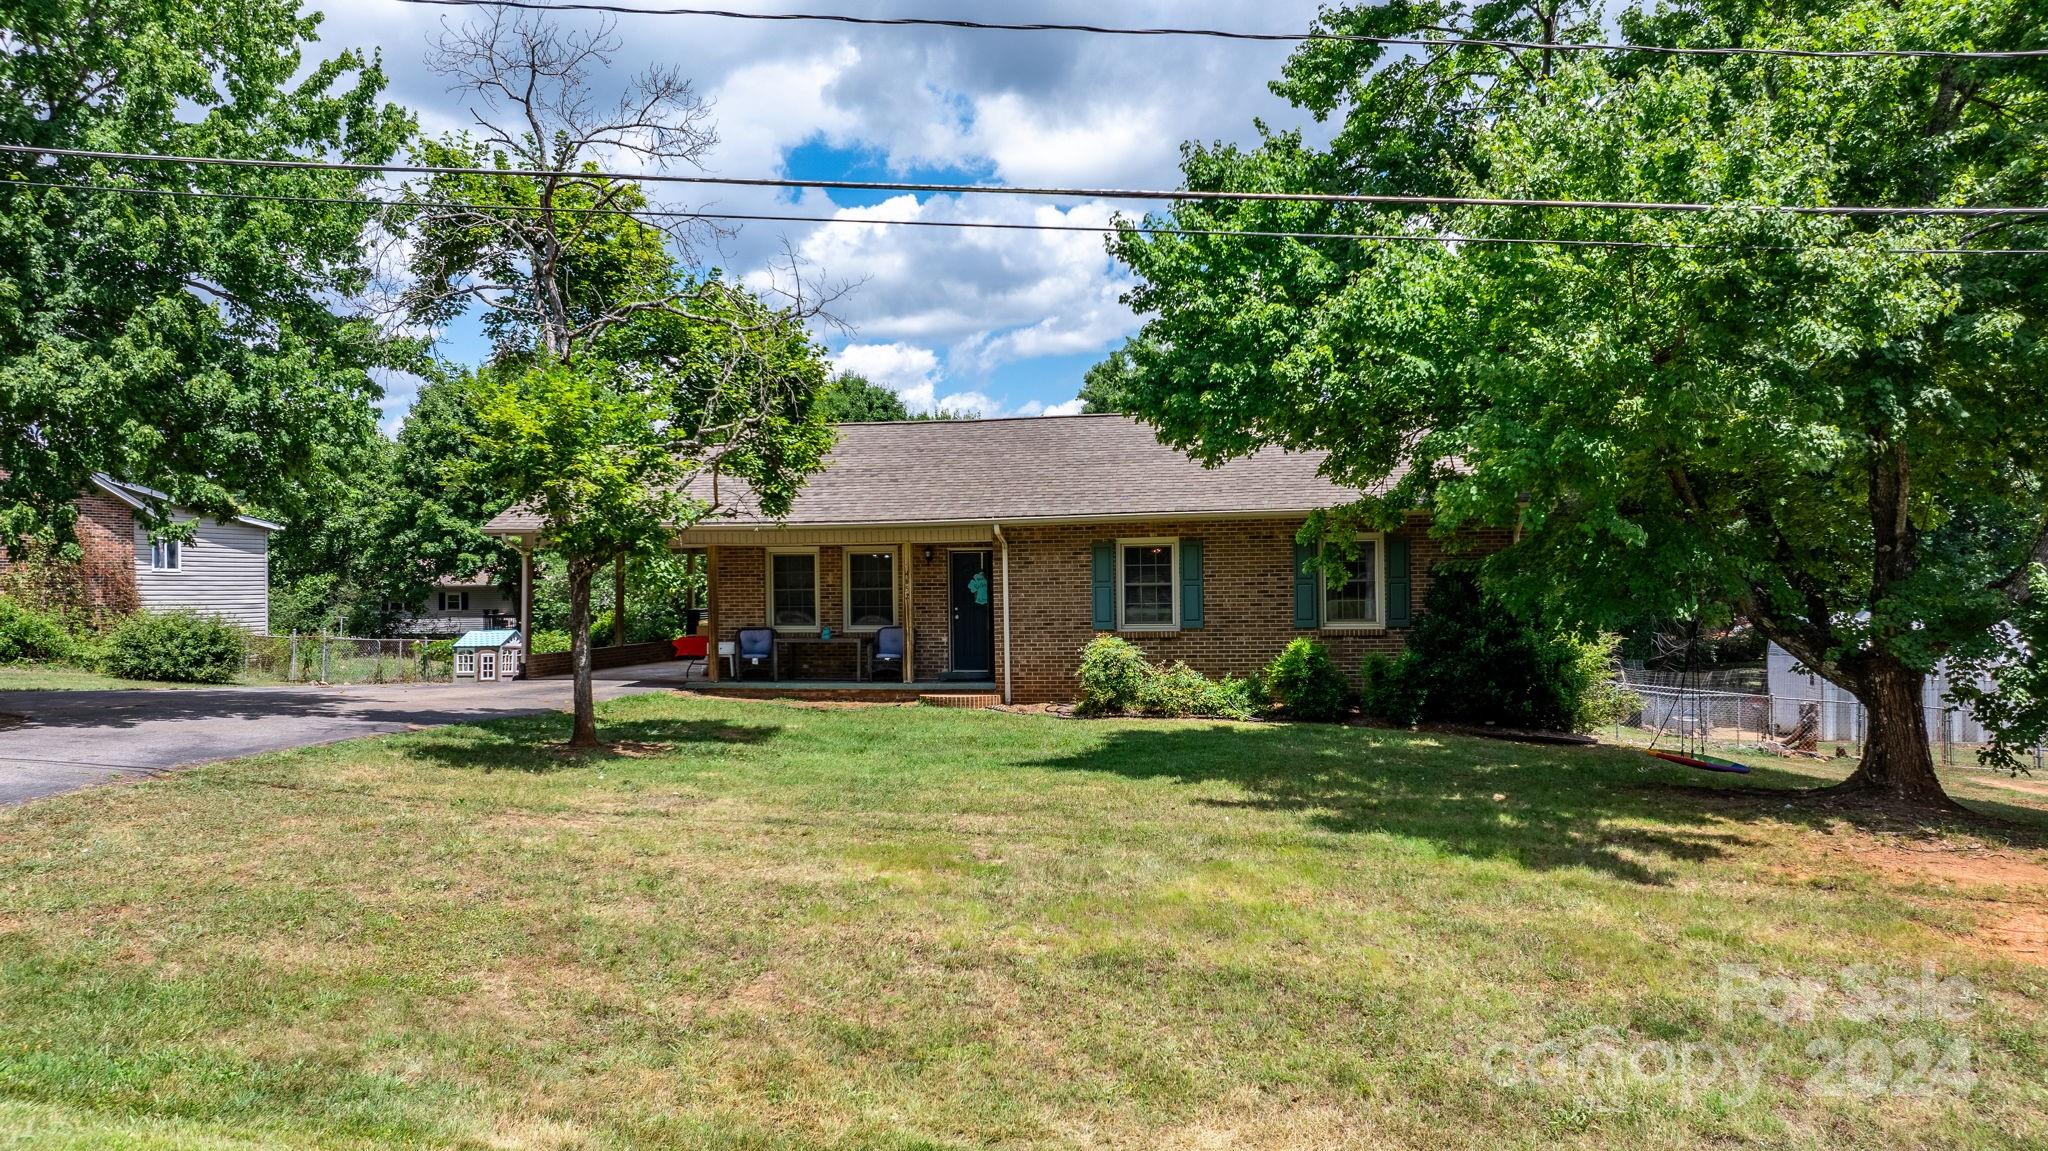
[
  {"left": 8, "top": 177, "right": 2045, "bottom": 257},
  {"left": 5, "top": 144, "right": 2043, "bottom": 219},
  {"left": 391, "top": 0, "right": 2048, "bottom": 61}
]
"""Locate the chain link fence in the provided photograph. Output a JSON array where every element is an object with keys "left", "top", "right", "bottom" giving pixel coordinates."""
[
  {"left": 244, "top": 635, "right": 430, "bottom": 685},
  {"left": 1613, "top": 678, "right": 2045, "bottom": 772}
]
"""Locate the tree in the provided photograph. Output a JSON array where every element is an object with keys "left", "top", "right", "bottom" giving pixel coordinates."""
[
  {"left": 401, "top": 11, "right": 833, "bottom": 747},
  {"left": 1078, "top": 345, "right": 1137, "bottom": 414},
  {"left": 819, "top": 373, "right": 910, "bottom": 422},
  {"left": 1109, "top": 0, "right": 2048, "bottom": 808},
  {"left": 0, "top": 0, "right": 411, "bottom": 547}
]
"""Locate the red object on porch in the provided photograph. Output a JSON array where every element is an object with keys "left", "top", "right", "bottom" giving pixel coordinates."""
[{"left": 671, "top": 635, "right": 709, "bottom": 660}]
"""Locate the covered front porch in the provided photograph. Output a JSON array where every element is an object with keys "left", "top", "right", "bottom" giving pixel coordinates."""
[{"left": 678, "top": 520, "right": 1012, "bottom": 700}]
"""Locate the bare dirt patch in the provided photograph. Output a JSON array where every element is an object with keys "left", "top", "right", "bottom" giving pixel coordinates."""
[{"left": 1786, "top": 830, "right": 2048, "bottom": 965}]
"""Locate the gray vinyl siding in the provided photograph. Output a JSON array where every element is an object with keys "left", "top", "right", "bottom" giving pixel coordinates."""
[{"left": 132, "top": 514, "right": 271, "bottom": 631}]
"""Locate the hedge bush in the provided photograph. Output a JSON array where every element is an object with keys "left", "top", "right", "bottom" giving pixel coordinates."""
[
  {"left": 1076, "top": 635, "right": 1152, "bottom": 716},
  {"left": 529, "top": 629, "right": 572, "bottom": 655},
  {"left": 99, "top": 611, "right": 246, "bottom": 684},
  {"left": 1261, "top": 638, "right": 1349, "bottom": 721},
  {"left": 1359, "top": 568, "right": 1634, "bottom": 733},
  {"left": 0, "top": 596, "right": 73, "bottom": 663},
  {"left": 1138, "top": 661, "right": 1259, "bottom": 721}
]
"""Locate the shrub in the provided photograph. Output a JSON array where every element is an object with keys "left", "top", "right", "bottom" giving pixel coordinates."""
[
  {"left": 1137, "top": 662, "right": 1260, "bottom": 721},
  {"left": 0, "top": 596, "right": 73, "bottom": 663},
  {"left": 99, "top": 611, "right": 245, "bottom": 683},
  {"left": 1076, "top": 635, "right": 1152, "bottom": 716},
  {"left": 1360, "top": 652, "right": 1423, "bottom": 726},
  {"left": 1261, "top": 638, "right": 1350, "bottom": 721},
  {"left": 423, "top": 638, "right": 456, "bottom": 665},
  {"left": 529, "top": 629, "right": 571, "bottom": 655},
  {"left": 1363, "top": 568, "right": 1634, "bottom": 733}
]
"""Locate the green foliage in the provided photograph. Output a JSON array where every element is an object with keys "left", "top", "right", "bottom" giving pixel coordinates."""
[
  {"left": 1359, "top": 570, "right": 1636, "bottom": 733},
  {"left": 529, "top": 630, "right": 571, "bottom": 656},
  {"left": 1076, "top": 636, "right": 1153, "bottom": 716},
  {"left": 99, "top": 611, "right": 246, "bottom": 684},
  {"left": 818, "top": 373, "right": 911, "bottom": 422},
  {"left": 1138, "top": 662, "right": 1259, "bottom": 721},
  {"left": 0, "top": 0, "right": 413, "bottom": 548},
  {"left": 1075, "top": 637, "right": 1260, "bottom": 719},
  {"left": 1078, "top": 345, "right": 1138, "bottom": 414},
  {"left": 1108, "top": 0, "right": 2048, "bottom": 799},
  {"left": 0, "top": 597, "right": 72, "bottom": 663},
  {"left": 423, "top": 638, "right": 455, "bottom": 666},
  {"left": 1260, "top": 638, "right": 1349, "bottom": 722}
]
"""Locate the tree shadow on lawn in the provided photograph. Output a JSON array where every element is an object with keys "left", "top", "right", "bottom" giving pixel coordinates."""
[
  {"left": 1032, "top": 723, "right": 1792, "bottom": 886},
  {"left": 396, "top": 713, "right": 783, "bottom": 775}
]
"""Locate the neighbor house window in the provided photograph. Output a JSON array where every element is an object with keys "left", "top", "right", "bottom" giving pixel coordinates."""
[
  {"left": 769, "top": 551, "right": 819, "bottom": 630},
  {"left": 844, "top": 550, "right": 896, "bottom": 630},
  {"left": 1118, "top": 538, "right": 1178, "bottom": 630},
  {"left": 149, "top": 538, "right": 181, "bottom": 572},
  {"left": 439, "top": 591, "right": 469, "bottom": 612},
  {"left": 1321, "top": 537, "right": 1383, "bottom": 628}
]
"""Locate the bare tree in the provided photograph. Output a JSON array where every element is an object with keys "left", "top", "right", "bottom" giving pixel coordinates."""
[{"left": 398, "top": 11, "right": 845, "bottom": 747}]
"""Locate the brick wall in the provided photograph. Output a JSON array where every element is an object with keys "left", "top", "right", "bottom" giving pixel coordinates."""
[
  {"left": 0, "top": 489, "right": 139, "bottom": 620},
  {"left": 999, "top": 517, "right": 1510, "bottom": 704},
  {"left": 704, "top": 520, "right": 1507, "bottom": 702}
]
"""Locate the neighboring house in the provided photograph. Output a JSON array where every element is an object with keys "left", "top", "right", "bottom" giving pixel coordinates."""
[
  {"left": 1766, "top": 642, "right": 1994, "bottom": 744},
  {"left": 0, "top": 475, "right": 279, "bottom": 630},
  {"left": 484, "top": 414, "right": 1510, "bottom": 703},
  {"left": 387, "top": 574, "right": 517, "bottom": 638}
]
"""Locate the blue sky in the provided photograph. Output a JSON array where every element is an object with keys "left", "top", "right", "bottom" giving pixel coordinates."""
[{"left": 309, "top": 1, "right": 1328, "bottom": 431}]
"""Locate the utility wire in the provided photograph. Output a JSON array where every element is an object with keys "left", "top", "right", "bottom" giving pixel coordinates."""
[
  {"left": 4, "top": 144, "right": 2043, "bottom": 219},
  {"left": 8, "top": 177, "right": 2045, "bottom": 257},
  {"left": 391, "top": 0, "right": 2048, "bottom": 61}
]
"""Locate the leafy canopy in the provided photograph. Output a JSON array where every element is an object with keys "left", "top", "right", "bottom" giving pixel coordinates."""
[
  {"left": 1109, "top": 0, "right": 2048, "bottom": 795},
  {"left": 0, "top": 0, "right": 411, "bottom": 543}
]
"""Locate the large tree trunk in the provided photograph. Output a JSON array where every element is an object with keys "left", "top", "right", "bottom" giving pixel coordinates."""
[
  {"left": 566, "top": 557, "right": 599, "bottom": 749},
  {"left": 1834, "top": 654, "right": 1955, "bottom": 807}
]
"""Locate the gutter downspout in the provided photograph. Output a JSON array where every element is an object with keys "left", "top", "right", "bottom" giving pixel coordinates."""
[{"left": 993, "top": 522, "right": 1013, "bottom": 704}]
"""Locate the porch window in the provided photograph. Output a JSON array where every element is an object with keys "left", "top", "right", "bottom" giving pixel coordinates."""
[
  {"left": 769, "top": 551, "right": 819, "bottom": 630},
  {"left": 1118, "top": 538, "right": 1178, "bottom": 630},
  {"left": 1321, "top": 538, "right": 1383, "bottom": 628},
  {"left": 845, "top": 550, "right": 896, "bottom": 630},
  {"left": 149, "top": 538, "right": 181, "bottom": 572}
]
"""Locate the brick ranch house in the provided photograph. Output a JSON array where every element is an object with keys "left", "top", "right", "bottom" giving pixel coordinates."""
[
  {"left": 483, "top": 415, "right": 1507, "bottom": 704},
  {"left": 0, "top": 475, "right": 279, "bottom": 630}
]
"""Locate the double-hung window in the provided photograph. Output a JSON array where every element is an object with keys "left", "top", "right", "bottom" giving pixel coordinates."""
[
  {"left": 439, "top": 591, "right": 470, "bottom": 612},
  {"left": 1320, "top": 537, "right": 1384, "bottom": 628},
  {"left": 1117, "top": 538, "right": 1178, "bottom": 630},
  {"left": 149, "top": 538, "right": 181, "bottom": 572},
  {"left": 844, "top": 550, "right": 896, "bottom": 630},
  {"left": 769, "top": 551, "right": 819, "bottom": 630}
]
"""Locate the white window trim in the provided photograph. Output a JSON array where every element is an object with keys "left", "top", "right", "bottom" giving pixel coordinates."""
[
  {"left": 454, "top": 651, "right": 476, "bottom": 675},
  {"left": 1318, "top": 533, "right": 1387, "bottom": 631},
  {"left": 765, "top": 547, "right": 822, "bottom": 633},
  {"left": 478, "top": 651, "right": 498, "bottom": 682},
  {"left": 148, "top": 537, "right": 182, "bottom": 573},
  {"left": 439, "top": 591, "right": 470, "bottom": 613},
  {"left": 841, "top": 548, "right": 898, "bottom": 633},
  {"left": 1115, "top": 536, "right": 1181, "bottom": 632}
]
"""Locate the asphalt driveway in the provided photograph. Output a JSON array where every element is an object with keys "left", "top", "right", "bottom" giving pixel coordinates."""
[{"left": 0, "top": 665, "right": 692, "bottom": 806}]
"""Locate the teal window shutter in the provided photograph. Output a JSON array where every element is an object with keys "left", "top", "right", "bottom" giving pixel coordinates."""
[
  {"left": 1292, "top": 541, "right": 1319, "bottom": 629},
  {"left": 1385, "top": 536, "right": 1412, "bottom": 627},
  {"left": 1179, "top": 540, "right": 1204, "bottom": 629},
  {"left": 1091, "top": 541, "right": 1116, "bottom": 630}
]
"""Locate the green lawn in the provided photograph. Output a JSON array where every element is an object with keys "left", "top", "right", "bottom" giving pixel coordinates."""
[
  {"left": 1, "top": 696, "right": 2043, "bottom": 1149},
  {"left": 0, "top": 665, "right": 203, "bottom": 692}
]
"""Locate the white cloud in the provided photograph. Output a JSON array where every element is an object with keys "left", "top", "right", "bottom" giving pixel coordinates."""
[
  {"left": 833, "top": 342, "right": 941, "bottom": 410},
  {"left": 1042, "top": 398, "right": 1087, "bottom": 417},
  {"left": 312, "top": 1, "right": 1330, "bottom": 421}
]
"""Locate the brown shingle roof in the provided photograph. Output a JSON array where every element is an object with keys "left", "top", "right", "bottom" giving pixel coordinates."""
[{"left": 483, "top": 414, "right": 1371, "bottom": 534}]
